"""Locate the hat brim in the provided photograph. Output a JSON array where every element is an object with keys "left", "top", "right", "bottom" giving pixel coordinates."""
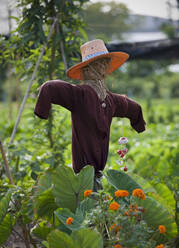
[{"left": 66, "top": 52, "right": 129, "bottom": 80}]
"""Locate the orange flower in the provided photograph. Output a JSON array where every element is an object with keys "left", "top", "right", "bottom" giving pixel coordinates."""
[
  {"left": 110, "top": 223, "right": 120, "bottom": 232},
  {"left": 66, "top": 217, "right": 74, "bottom": 225},
  {"left": 84, "top": 189, "right": 92, "bottom": 197},
  {"left": 109, "top": 201, "right": 120, "bottom": 211},
  {"left": 132, "top": 189, "right": 145, "bottom": 200},
  {"left": 156, "top": 244, "right": 164, "bottom": 248},
  {"left": 115, "top": 190, "right": 129, "bottom": 198},
  {"left": 124, "top": 211, "right": 131, "bottom": 216},
  {"left": 158, "top": 225, "right": 166, "bottom": 234},
  {"left": 106, "top": 194, "right": 111, "bottom": 200},
  {"left": 114, "top": 244, "right": 122, "bottom": 248}
]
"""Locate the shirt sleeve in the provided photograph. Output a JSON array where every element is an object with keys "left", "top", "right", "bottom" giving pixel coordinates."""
[
  {"left": 113, "top": 93, "right": 146, "bottom": 133},
  {"left": 34, "top": 80, "right": 81, "bottom": 119}
]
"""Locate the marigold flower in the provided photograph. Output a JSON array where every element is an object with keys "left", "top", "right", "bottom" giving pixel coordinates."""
[
  {"left": 158, "top": 225, "right": 166, "bottom": 234},
  {"left": 124, "top": 211, "right": 130, "bottom": 216},
  {"left": 132, "top": 189, "right": 145, "bottom": 200},
  {"left": 109, "top": 201, "right": 120, "bottom": 211},
  {"left": 84, "top": 189, "right": 92, "bottom": 197},
  {"left": 110, "top": 223, "right": 120, "bottom": 232},
  {"left": 156, "top": 244, "right": 164, "bottom": 248},
  {"left": 66, "top": 217, "right": 74, "bottom": 225},
  {"left": 114, "top": 244, "right": 122, "bottom": 248},
  {"left": 115, "top": 190, "right": 129, "bottom": 198},
  {"left": 106, "top": 194, "right": 111, "bottom": 200}
]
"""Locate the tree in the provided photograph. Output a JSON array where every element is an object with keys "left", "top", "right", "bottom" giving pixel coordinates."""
[{"left": 82, "top": 1, "right": 131, "bottom": 42}]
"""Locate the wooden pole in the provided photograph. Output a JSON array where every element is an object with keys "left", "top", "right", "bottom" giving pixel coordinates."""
[
  {"left": 9, "top": 17, "right": 58, "bottom": 145},
  {"left": 0, "top": 137, "right": 14, "bottom": 185}
]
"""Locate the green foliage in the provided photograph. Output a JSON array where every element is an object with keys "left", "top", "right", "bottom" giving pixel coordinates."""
[
  {"left": 55, "top": 208, "right": 84, "bottom": 231},
  {"left": 83, "top": 1, "right": 131, "bottom": 41},
  {"left": 47, "top": 228, "right": 103, "bottom": 248},
  {"left": 160, "top": 23, "right": 177, "bottom": 38},
  {"left": 106, "top": 169, "right": 142, "bottom": 194},
  {"left": 52, "top": 165, "right": 94, "bottom": 212},
  {"left": 32, "top": 221, "right": 53, "bottom": 240},
  {"left": 0, "top": 214, "right": 15, "bottom": 245},
  {"left": 0, "top": 190, "right": 12, "bottom": 224},
  {"left": 140, "top": 196, "right": 177, "bottom": 237},
  {"left": 34, "top": 188, "right": 58, "bottom": 219}
]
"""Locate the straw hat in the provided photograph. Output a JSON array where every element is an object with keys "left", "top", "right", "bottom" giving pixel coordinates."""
[{"left": 67, "top": 39, "right": 129, "bottom": 80}]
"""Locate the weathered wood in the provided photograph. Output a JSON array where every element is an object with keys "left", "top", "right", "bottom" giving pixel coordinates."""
[{"left": 0, "top": 137, "right": 14, "bottom": 185}]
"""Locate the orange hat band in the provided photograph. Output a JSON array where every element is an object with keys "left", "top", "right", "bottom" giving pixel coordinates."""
[{"left": 83, "top": 51, "right": 108, "bottom": 62}]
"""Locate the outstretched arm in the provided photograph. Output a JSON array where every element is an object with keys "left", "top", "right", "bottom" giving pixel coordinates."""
[
  {"left": 34, "top": 80, "right": 80, "bottom": 119},
  {"left": 113, "top": 93, "right": 146, "bottom": 133}
]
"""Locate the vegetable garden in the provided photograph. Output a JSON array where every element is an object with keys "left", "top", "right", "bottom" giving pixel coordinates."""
[{"left": 0, "top": 0, "right": 179, "bottom": 248}]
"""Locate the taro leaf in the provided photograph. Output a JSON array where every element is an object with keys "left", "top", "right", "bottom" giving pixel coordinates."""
[
  {"left": 152, "top": 183, "right": 175, "bottom": 210},
  {"left": 78, "top": 198, "right": 95, "bottom": 217},
  {"left": 139, "top": 196, "right": 177, "bottom": 238},
  {"left": 47, "top": 228, "right": 103, "bottom": 248},
  {"left": 130, "top": 173, "right": 157, "bottom": 193},
  {"left": 32, "top": 221, "right": 53, "bottom": 240},
  {"left": 71, "top": 228, "right": 103, "bottom": 248},
  {"left": 57, "top": 222, "right": 72, "bottom": 235},
  {"left": 34, "top": 170, "right": 52, "bottom": 196},
  {"left": 0, "top": 190, "right": 12, "bottom": 224},
  {"left": 55, "top": 208, "right": 84, "bottom": 231},
  {"left": 0, "top": 214, "right": 15, "bottom": 245},
  {"left": 34, "top": 188, "right": 58, "bottom": 218},
  {"left": 106, "top": 169, "right": 142, "bottom": 194},
  {"left": 47, "top": 229, "right": 74, "bottom": 248},
  {"left": 52, "top": 165, "right": 94, "bottom": 212},
  {"left": 41, "top": 241, "right": 49, "bottom": 248}
]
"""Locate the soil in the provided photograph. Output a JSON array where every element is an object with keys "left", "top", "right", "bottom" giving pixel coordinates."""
[{"left": 2, "top": 223, "right": 41, "bottom": 248}]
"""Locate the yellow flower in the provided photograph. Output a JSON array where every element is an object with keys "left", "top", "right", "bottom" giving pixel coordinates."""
[
  {"left": 158, "top": 225, "right": 166, "bottom": 234},
  {"left": 115, "top": 190, "right": 129, "bottom": 198},
  {"left": 109, "top": 201, "right": 120, "bottom": 211},
  {"left": 84, "top": 189, "right": 92, "bottom": 197},
  {"left": 66, "top": 217, "right": 74, "bottom": 225},
  {"left": 114, "top": 244, "right": 122, "bottom": 248},
  {"left": 156, "top": 244, "right": 164, "bottom": 248},
  {"left": 132, "top": 189, "right": 145, "bottom": 200}
]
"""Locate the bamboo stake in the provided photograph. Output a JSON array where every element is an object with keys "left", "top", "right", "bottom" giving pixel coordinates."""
[
  {"left": 0, "top": 137, "right": 14, "bottom": 185},
  {"left": 9, "top": 17, "right": 58, "bottom": 145}
]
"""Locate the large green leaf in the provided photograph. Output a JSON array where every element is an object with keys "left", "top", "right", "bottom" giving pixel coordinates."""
[
  {"left": 34, "top": 188, "right": 58, "bottom": 218},
  {"left": 47, "top": 230, "right": 74, "bottom": 248},
  {"left": 0, "top": 190, "right": 12, "bottom": 224},
  {"left": 139, "top": 196, "right": 177, "bottom": 238},
  {"left": 32, "top": 221, "right": 53, "bottom": 240},
  {"left": 71, "top": 228, "right": 103, "bottom": 248},
  {"left": 52, "top": 165, "right": 94, "bottom": 212},
  {"left": 130, "top": 173, "right": 157, "bottom": 193},
  {"left": 106, "top": 169, "right": 142, "bottom": 194},
  {"left": 78, "top": 198, "right": 95, "bottom": 217},
  {"left": 152, "top": 183, "right": 175, "bottom": 211},
  {"left": 0, "top": 214, "right": 15, "bottom": 245},
  {"left": 47, "top": 228, "right": 103, "bottom": 248},
  {"left": 55, "top": 208, "right": 84, "bottom": 231},
  {"left": 34, "top": 170, "right": 52, "bottom": 196}
]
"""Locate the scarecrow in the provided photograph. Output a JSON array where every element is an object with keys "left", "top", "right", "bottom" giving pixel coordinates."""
[{"left": 34, "top": 39, "right": 146, "bottom": 180}]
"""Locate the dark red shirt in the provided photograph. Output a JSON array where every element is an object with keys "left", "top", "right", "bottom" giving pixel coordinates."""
[{"left": 34, "top": 80, "right": 146, "bottom": 174}]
